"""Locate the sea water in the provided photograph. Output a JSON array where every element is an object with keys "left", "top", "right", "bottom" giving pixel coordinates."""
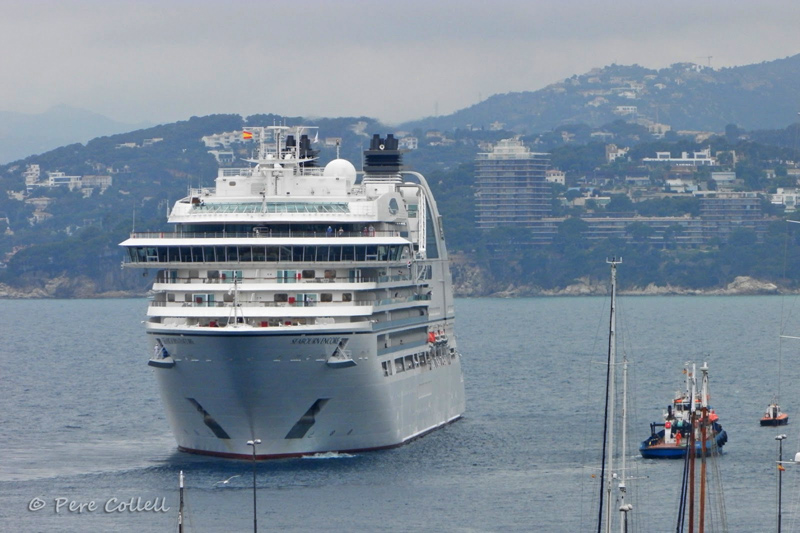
[{"left": 1, "top": 296, "right": 799, "bottom": 532}]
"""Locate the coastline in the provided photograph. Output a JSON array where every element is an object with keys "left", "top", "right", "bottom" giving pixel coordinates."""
[
  {"left": 0, "top": 275, "right": 142, "bottom": 299},
  {"left": 462, "top": 275, "right": 782, "bottom": 298},
  {"left": 449, "top": 254, "right": 786, "bottom": 297}
]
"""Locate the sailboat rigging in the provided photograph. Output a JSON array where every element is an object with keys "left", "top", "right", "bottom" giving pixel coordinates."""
[
  {"left": 675, "top": 362, "right": 728, "bottom": 533},
  {"left": 597, "top": 257, "right": 634, "bottom": 533},
  {"left": 764, "top": 220, "right": 799, "bottom": 426}
]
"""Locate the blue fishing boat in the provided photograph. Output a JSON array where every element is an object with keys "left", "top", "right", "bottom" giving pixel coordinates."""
[{"left": 640, "top": 362, "right": 727, "bottom": 459}]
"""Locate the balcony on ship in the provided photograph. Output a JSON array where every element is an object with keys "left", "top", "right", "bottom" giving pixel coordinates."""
[
  {"left": 126, "top": 229, "right": 401, "bottom": 239},
  {"left": 144, "top": 292, "right": 431, "bottom": 332}
]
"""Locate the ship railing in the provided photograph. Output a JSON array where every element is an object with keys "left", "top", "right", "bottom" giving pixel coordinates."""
[
  {"left": 128, "top": 230, "right": 402, "bottom": 239},
  {"left": 148, "top": 295, "right": 427, "bottom": 308},
  {"left": 215, "top": 166, "right": 328, "bottom": 179},
  {"left": 218, "top": 168, "right": 253, "bottom": 177},
  {"left": 149, "top": 301, "right": 373, "bottom": 308},
  {"left": 189, "top": 187, "right": 216, "bottom": 196},
  {"left": 187, "top": 183, "right": 370, "bottom": 203},
  {"left": 153, "top": 274, "right": 414, "bottom": 284},
  {"left": 125, "top": 257, "right": 414, "bottom": 268}
]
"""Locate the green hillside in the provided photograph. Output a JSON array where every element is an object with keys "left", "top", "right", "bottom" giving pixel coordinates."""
[
  {"left": 403, "top": 55, "right": 800, "bottom": 133},
  {"left": 4, "top": 55, "right": 800, "bottom": 296}
]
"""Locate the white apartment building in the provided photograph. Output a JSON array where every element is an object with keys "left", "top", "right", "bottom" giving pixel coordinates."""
[
  {"left": 47, "top": 171, "right": 82, "bottom": 189},
  {"left": 545, "top": 169, "right": 566, "bottom": 185},
  {"left": 24, "top": 164, "right": 41, "bottom": 192},
  {"left": 606, "top": 144, "right": 629, "bottom": 163},
  {"left": 772, "top": 188, "right": 800, "bottom": 212},
  {"left": 642, "top": 148, "right": 716, "bottom": 166},
  {"left": 202, "top": 131, "right": 247, "bottom": 148},
  {"left": 398, "top": 137, "right": 418, "bottom": 150},
  {"left": 614, "top": 106, "right": 638, "bottom": 116}
]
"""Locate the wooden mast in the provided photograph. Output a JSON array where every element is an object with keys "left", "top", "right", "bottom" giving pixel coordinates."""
[
  {"left": 688, "top": 364, "right": 697, "bottom": 533},
  {"left": 699, "top": 406, "right": 708, "bottom": 533}
]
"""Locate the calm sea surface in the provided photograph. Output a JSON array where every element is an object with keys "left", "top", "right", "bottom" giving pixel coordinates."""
[{"left": 2, "top": 296, "right": 800, "bottom": 532}]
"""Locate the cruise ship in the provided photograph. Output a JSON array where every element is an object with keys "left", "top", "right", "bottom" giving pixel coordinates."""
[{"left": 120, "top": 126, "right": 465, "bottom": 459}]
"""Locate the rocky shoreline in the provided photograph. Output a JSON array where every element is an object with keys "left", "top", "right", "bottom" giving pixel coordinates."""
[
  {"left": 471, "top": 275, "right": 782, "bottom": 298},
  {"left": 0, "top": 275, "right": 141, "bottom": 299},
  {"left": 449, "top": 254, "right": 785, "bottom": 297}
]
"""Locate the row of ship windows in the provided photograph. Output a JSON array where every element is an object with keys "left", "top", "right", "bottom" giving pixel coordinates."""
[
  {"left": 168, "top": 291, "right": 353, "bottom": 305},
  {"left": 129, "top": 244, "right": 411, "bottom": 264},
  {"left": 380, "top": 346, "right": 456, "bottom": 377},
  {"left": 155, "top": 267, "right": 429, "bottom": 283}
]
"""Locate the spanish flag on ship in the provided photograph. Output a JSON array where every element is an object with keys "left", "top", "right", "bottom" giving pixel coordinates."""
[{"left": 242, "top": 130, "right": 253, "bottom": 140}]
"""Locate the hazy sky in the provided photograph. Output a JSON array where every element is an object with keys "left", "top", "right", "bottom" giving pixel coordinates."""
[{"left": 3, "top": 0, "right": 799, "bottom": 126}]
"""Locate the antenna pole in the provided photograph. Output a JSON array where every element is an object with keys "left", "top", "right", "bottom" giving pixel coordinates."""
[
  {"left": 247, "top": 439, "right": 261, "bottom": 533},
  {"left": 777, "top": 434, "right": 787, "bottom": 533}
]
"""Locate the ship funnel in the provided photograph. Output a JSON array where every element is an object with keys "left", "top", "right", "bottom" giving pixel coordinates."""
[
  {"left": 364, "top": 134, "right": 404, "bottom": 175},
  {"left": 298, "top": 134, "right": 318, "bottom": 167}
]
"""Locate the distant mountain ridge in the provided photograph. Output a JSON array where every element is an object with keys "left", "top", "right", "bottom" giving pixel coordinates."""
[
  {"left": 0, "top": 105, "right": 151, "bottom": 164},
  {"left": 401, "top": 54, "right": 800, "bottom": 134},
  {"left": 4, "top": 55, "right": 800, "bottom": 165}
]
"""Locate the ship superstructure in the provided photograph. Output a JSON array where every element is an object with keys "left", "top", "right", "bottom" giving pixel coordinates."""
[{"left": 120, "top": 126, "right": 465, "bottom": 458}]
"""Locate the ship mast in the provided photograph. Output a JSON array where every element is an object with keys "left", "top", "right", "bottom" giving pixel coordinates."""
[
  {"left": 699, "top": 363, "right": 709, "bottom": 533},
  {"left": 677, "top": 362, "right": 721, "bottom": 533}
]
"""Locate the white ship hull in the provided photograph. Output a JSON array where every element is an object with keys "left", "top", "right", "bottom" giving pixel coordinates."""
[
  {"left": 149, "top": 327, "right": 465, "bottom": 458},
  {"left": 123, "top": 127, "right": 466, "bottom": 459}
]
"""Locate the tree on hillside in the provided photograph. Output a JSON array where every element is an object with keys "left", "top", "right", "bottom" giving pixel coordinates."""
[
  {"left": 626, "top": 221, "right": 655, "bottom": 244},
  {"left": 606, "top": 194, "right": 634, "bottom": 214}
]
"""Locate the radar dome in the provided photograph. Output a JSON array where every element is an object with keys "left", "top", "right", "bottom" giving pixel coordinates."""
[{"left": 323, "top": 159, "right": 357, "bottom": 182}]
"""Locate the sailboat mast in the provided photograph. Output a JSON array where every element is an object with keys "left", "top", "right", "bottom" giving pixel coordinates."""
[
  {"left": 619, "top": 352, "right": 629, "bottom": 533},
  {"left": 604, "top": 260, "right": 618, "bottom": 533},
  {"left": 597, "top": 258, "right": 622, "bottom": 533},
  {"left": 178, "top": 470, "right": 184, "bottom": 533},
  {"left": 688, "top": 363, "right": 697, "bottom": 533}
]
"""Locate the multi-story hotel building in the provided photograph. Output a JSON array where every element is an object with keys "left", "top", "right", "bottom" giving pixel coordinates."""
[{"left": 475, "top": 138, "right": 551, "bottom": 230}]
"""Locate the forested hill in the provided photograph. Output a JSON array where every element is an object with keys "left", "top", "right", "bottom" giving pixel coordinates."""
[
  {"left": 4, "top": 55, "right": 800, "bottom": 297},
  {"left": 402, "top": 54, "right": 800, "bottom": 133}
]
